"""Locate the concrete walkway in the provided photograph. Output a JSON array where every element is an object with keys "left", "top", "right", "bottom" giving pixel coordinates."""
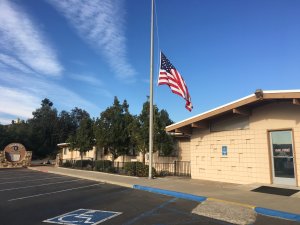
[{"left": 29, "top": 166, "right": 300, "bottom": 222}]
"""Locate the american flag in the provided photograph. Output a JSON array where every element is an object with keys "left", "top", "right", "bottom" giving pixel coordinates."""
[{"left": 158, "top": 51, "right": 193, "bottom": 111}]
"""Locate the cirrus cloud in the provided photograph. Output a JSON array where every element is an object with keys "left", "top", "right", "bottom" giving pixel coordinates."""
[
  {"left": 47, "top": 0, "right": 136, "bottom": 80},
  {"left": 0, "top": 0, "right": 105, "bottom": 124},
  {"left": 0, "top": 0, "right": 63, "bottom": 76}
]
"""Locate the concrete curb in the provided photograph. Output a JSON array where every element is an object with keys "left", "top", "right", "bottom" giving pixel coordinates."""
[
  {"left": 254, "top": 207, "right": 300, "bottom": 222},
  {"left": 56, "top": 166, "right": 140, "bottom": 179},
  {"left": 28, "top": 167, "right": 133, "bottom": 188},
  {"left": 133, "top": 185, "right": 207, "bottom": 202},
  {"left": 133, "top": 185, "right": 300, "bottom": 223}
]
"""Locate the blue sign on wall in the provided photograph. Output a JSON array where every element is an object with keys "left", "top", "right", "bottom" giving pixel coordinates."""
[
  {"left": 222, "top": 146, "right": 227, "bottom": 156},
  {"left": 44, "top": 209, "right": 122, "bottom": 225}
]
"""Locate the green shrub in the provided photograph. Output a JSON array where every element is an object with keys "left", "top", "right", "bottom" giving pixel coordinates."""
[
  {"left": 124, "top": 162, "right": 156, "bottom": 177},
  {"left": 62, "top": 160, "right": 73, "bottom": 168},
  {"left": 94, "top": 160, "right": 115, "bottom": 173},
  {"left": 157, "top": 170, "right": 170, "bottom": 177},
  {"left": 74, "top": 160, "right": 92, "bottom": 168}
]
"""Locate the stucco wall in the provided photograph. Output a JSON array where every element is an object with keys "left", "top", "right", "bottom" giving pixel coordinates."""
[
  {"left": 189, "top": 102, "right": 300, "bottom": 185},
  {"left": 63, "top": 147, "right": 180, "bottom": 164},
  {"left": 177, "top": 138, "right": 191, "bottom": 161},
  {"left": 61, "top": 146, "right": 96, "bottom": 160}
]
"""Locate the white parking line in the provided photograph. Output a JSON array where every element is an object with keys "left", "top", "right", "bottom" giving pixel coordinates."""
[
  {"left": 0, "top": 170, "right": 36, "bottom": 174},
  {"left": 0, "top": 176, "right": 65, "bottom": 184},
  {"left": 0, "top": 175, "right": 47, "bottom": 180},
  {"left": 8, "top": 184, "right": 101, "bottom": 202},
  {"left": 0, "top": 173, "right": 40, "bottom": 177},
  {"left": 0, "top": 172, "right": 34, "bottom": 176},
  {"left": 0, "top": 179, "right": 86, "bottom": 191}
]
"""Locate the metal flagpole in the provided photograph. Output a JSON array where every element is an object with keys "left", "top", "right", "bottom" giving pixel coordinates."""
[{"left": 148, "top": 0, "right": 154, "bottom": 179}]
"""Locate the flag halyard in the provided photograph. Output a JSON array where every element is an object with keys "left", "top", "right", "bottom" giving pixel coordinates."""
[{"left": 158, "top": 51, "right": 193, "bottom": 111}]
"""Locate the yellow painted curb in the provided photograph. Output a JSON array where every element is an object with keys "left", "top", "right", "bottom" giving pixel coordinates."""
[{"left": 207, "top": 197, "right": 256, "bottom": 209}]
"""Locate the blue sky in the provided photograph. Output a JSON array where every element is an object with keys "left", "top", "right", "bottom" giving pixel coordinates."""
[{"left": 0, "top": 0, "right": 300, "bottom": 125}]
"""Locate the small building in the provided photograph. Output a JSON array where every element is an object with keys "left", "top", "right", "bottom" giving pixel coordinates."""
[
  {"left": 57, "top": 143, "right": 96, "bottom": 162},
  {"left": 56, "top": 143, "right": 185, "bottom": 164},
  {"left": 166, "top": 90, "right": 300, "bottom": 187},
  {"left": 56, "top": 141, "right": 191, "bottom": 176}
]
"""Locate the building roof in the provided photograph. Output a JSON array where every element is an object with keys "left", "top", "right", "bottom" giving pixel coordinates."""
[{"left": 166, "top": 89, "right": 300, "bottom": 133}]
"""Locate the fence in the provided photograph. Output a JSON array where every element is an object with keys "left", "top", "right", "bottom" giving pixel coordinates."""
[
  {"left": 149, "top": 161, "right": 191, "bottom": 177},
  {"left": 60, "top": 158, "right": 191, "bottom": 177}
]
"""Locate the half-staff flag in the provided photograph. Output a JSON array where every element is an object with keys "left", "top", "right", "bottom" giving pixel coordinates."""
[{"left": 158, "top": 51, "right": 193, "bottom": 111}]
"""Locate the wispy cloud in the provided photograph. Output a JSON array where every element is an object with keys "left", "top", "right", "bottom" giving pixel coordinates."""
[
  {"left": 47, "top": 0, "right": 136, "bottom": 80},
  {"left": 0, "top": 70, "right": 101, "bottom": 123},
  {"left": 0, "top": 86, "right": 40, "bottom": 119},
  {"left": 71, "top": 73, "right": 103, "bottom": 87},
  {"left": 0, "top": 0, "right": 109, "bottom": 125},
  {"left": 0, "top": 53, "right": 34, "bottom": 74},
  {"left": 0, "top": 0, "right": 63, "bottom": 76}
]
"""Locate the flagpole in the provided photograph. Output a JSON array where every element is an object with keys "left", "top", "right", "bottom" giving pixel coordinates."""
[{"left": 148, "top": 0, "right": 154, "bottom": 179}]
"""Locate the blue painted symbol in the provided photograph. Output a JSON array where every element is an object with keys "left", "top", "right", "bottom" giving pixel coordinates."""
[
  {"left": 44, "top": 209, "right": 122, "bottom": 225},
  {"left": 222, "top": 146, "right": 227, "bottom": 156}
]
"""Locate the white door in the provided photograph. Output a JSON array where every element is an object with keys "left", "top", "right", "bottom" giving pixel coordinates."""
[{"left": 269, "top": 130, "right": 296, "bottom": 186}]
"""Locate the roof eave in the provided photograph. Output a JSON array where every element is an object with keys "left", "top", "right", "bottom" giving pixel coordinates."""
[{"left": 166, "top": 90, "right": 300, "bottom": 132}]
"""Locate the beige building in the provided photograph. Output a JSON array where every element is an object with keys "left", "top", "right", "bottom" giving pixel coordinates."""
[
  {"left": 166, "top": 90, "right": 300, "bottom": 187},
  {"left": 57, "top": 143, "right": 186, "bottom": 164},
  {"left": 57, "top": 143, "right": 96, "bottom": 161}
]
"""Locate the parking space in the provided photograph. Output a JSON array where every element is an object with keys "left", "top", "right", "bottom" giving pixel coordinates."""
[
  {"left": 0, "top": 168, "right": 234, "bottom": 225},
  {"left": 0, "top": 168, "right": 298, "bottom": 225}
]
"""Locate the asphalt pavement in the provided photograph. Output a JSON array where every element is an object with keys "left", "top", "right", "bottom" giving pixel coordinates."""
[
  {"left": 1, "top": 167, "right": 299, "bottom": 224},
  {"left": 0, "top": 168, "right": 236, "bottom": 225}
]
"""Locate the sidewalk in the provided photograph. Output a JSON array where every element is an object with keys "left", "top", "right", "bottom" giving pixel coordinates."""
[{"left": 29, "top": 166, "right": 300, "bottom": 221}]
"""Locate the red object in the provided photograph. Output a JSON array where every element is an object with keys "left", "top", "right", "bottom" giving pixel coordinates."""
[{"left": 158, "top": 51, "right": 192, "bottom": 111}]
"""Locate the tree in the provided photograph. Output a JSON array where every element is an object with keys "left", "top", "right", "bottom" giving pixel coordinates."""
[
  {"left": 0, "top": 100, "right": 93, "bottom": 160},
  {"left": 68, "top": 117, "right": 94, "bottom": 167},
  {"left": 76, "top": 117, "right": 94, "bottom": 158},
  {"left": 130, "top": 99, "right": 158, "bottom": 163},
  {"left": 156, "top": 110, "right": 175, "bottom": 156},
  {"left": 28, "top": 98, "right": 59, "bottom": 158},
  {"left": 57, "top": 106, "right": 90, "bottom": 144},
  {"left": 95, "top": 97, "right": 132, "bottom": 161},
  {"left": 6, "top": 121, "right": 31, "bottom": 148},
  {"left": 131, "top": 98, "right": 175, "bottom": 163},
  {"left": 70, "top": 107, "right": 90, "bottom": 129},
  {"left": 57, "top": 110, "right": 76, "bottom": 143},
  {"left": 0, "top": 125, "right": 9, "bottom": 150}
]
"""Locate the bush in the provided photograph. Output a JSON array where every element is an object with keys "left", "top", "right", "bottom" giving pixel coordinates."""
[
  {"left": 62, "top": 160, "right": 73, "bottom": 168},
  {"left": 124, "top": 162, "right": 156, "bottom": 177},
  {"left": 157, "top": 170, "right": 170, "bottom": 177},
  {"left": 94, "top": 160, "right": 115, "bottom": 173},
  {"left": 74, "top": 160, "right": 93, "bottom": 169}
]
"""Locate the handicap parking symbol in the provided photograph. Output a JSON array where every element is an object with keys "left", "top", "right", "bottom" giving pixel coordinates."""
[{"left": 44, "top": 209, "right": 122, "bottom": 225}]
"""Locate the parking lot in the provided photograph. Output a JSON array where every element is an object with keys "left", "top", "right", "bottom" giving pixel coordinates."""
[
  {"left": 0, "top": 168, "right": 234, "bottom": 225},
  {"left": 0, "top": 168, "right": 298, "bottom": 225}
]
